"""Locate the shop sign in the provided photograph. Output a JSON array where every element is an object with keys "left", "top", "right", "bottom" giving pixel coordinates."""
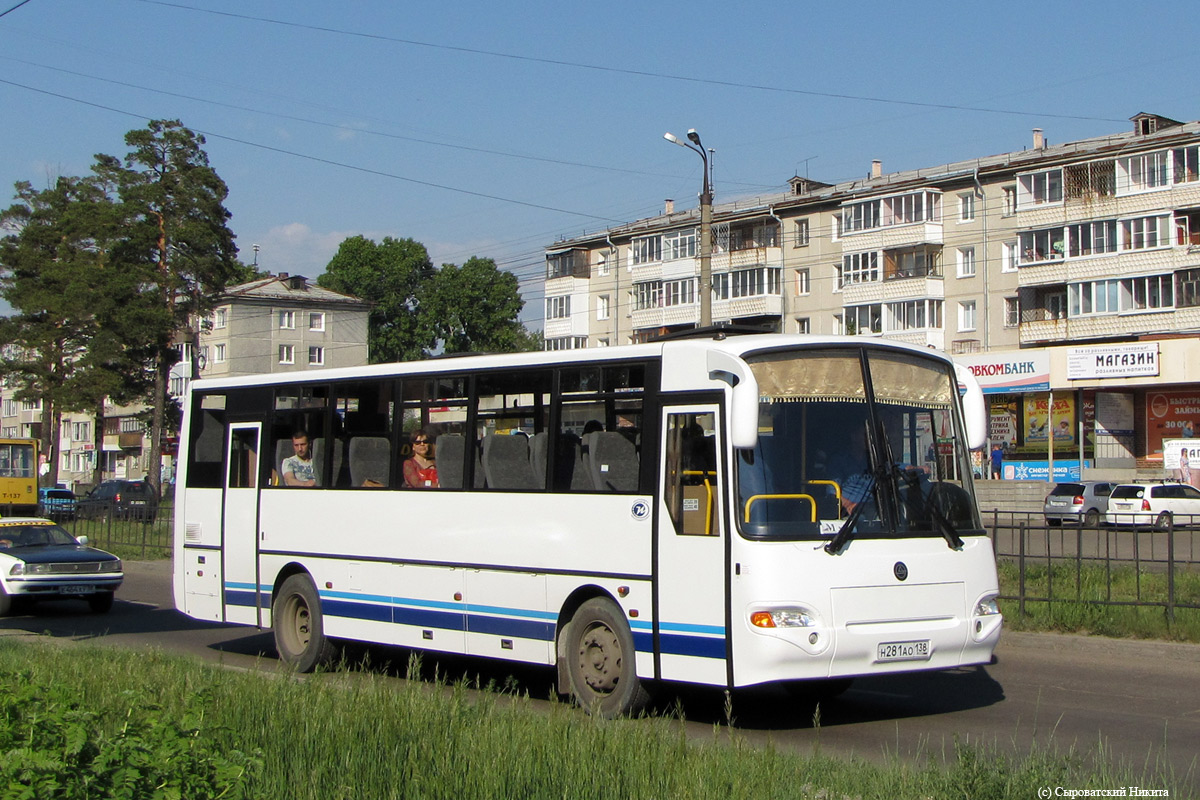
[
  {"left": 955, "top": 351, "right": 1050, "bottom": 395},
  {"left": 1001, "top": 460, "right": 1088, "bottom": 482},
  {"left": 1066, "top": 343, "right": 1159, "bottom": 380}
]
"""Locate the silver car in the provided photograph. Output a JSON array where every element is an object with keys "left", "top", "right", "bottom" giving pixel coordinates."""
[{"left": 1043, "top": 481, "right": 1115, "bottom": 526}]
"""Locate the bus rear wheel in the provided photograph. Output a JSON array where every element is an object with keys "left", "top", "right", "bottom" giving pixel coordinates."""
[
  {"left": 564, "top": 597, "right": 649, "bottom": 718},
  {"left": 273, "top": 574, "right": 336, "bottom": 672}
]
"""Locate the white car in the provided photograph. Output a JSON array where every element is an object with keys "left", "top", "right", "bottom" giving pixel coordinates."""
[
  {"left": 0, "top": 518, "right": 123, "bottom": 614},
  {"left": 1104, "top": 482, "right": 1200, "bottom": 529}
]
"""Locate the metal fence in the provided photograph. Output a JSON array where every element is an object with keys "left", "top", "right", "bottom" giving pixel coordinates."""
[
  {"left": 988, "top": 510, "right": 1200, "bottom": 621},
  {"left": 51, "top": 498, "right": 174, "bottom": 559}
]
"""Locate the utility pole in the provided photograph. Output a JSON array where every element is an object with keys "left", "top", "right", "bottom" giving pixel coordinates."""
[{"left": 664, "top": 129, "right": 713, "bottom": 327}]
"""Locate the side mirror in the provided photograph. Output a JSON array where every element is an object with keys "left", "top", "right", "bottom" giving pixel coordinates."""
[
  {"left": 707, "top": 350, "right": 760, "bottom": 449},
  {"left": 75, "top": 535, "right": 89, "bottom": 546},
  {"left": 954, "top": 363, "right": 988, "bottom": 451}
]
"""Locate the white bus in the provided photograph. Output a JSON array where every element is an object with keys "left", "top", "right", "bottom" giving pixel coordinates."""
[{"left": 173, "top": 333, "right": 1000, "bottom": 717}]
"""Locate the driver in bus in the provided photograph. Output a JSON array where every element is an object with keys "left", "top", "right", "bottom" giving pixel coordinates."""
[{"left": 281, "top": 430, "right": 317, "bottom": 487}]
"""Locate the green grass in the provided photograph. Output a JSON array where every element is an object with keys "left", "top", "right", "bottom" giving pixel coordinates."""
[
  {"left": 998, "top": 560, "right": 1200, "bottom": 641},
  {"left": 0, "top": 640, "right": 1188, "bottom": 800}
]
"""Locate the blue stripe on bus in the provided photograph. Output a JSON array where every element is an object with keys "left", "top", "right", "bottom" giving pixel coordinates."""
[{"left": 224, "top": 584, "right": 726, "bottom": 659}]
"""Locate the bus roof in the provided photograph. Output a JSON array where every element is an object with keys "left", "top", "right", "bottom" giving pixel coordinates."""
[{"left": 187, "top": 334, "right": 957, "bottom": 392}]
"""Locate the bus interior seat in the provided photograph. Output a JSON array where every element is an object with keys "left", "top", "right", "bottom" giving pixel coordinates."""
[
  {"left": 434, "top": 433, "right": 482, "bottom": 489},
  {"left": 349, "top": 437, "right": 391, "bottom": 487},
  {"left": 585, "top": 431, "right": 639, "bottom": 492},
  {"left": 482, "top": 433, "right": 538, "bottom": 490},
  {"left": 529, "top": 432, "right": 548, "bottom": 484}
]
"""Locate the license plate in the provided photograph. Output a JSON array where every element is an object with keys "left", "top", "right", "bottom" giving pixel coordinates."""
[
  {"left": 877, "top": 640, "right": 930, "bottom": 662},
  {"left": 59, "top": 585, "right": 96, "bottom": 595}
]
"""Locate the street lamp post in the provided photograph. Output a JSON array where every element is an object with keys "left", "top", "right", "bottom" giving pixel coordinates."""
[{"left": 664, "top": 129, "right": 713, "bottom": 328}]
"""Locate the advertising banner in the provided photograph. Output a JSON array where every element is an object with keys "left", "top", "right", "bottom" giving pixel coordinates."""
[
  {"left": 1023, "top": 394, "right": 1076, "bottom": 445},
  {"left": 1145, "top": 391, "right": 1200, "bottom": 455},
  {"left": 955, "top": 350, "right": 1050, "bottom": 395},
  {"left": 1001, "top": 460, "right": 1088, "bottom": 482},
  {"left": 1163, "top": 439, "right": 1200, "bottom": 489},
  {"left": 1067, "top": 343, "right": 1160, "bottom": 380}
]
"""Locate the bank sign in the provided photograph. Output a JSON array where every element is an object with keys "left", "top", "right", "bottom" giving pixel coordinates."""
[
  {"left": 955, "top": 351, "right": 1050, "bottom": 395},
  {"left": 1066, "top": 343, "right": 1159, "bottom": 380}
]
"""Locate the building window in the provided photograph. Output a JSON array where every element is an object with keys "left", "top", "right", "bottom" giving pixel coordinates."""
[
  {"left": 1018, "top": 168, "right": 1063, "bottom": 208},
  {"left": 664, "top": 229, "right": 697, "bottom": 261},
  {"left": 1122, "top": 215, "right": 1169, "bottom": 251},
  {"left": 546, "top": 249, "right": 589, "bottom": 279},
  {"left": 1177, "top": 268, "right": 1200, "bottom": 308},
  {"left": 631, "top": 235, "right": 663, "bottom": 265},
  {"left": 1117, "top": 151, "right": 1169, "bottom": 193},
  {"left": 73, "top": 421, "right": 90, "bottom": 441},
  {"left": 794, "top": 219, "right": 810, "bottom": 247},
  {"left": 958, "top": 300, "right": 977, "bottom": 332},
  {"left": 214, "top": 307, "right": 228, "bottom": 329},
  {"left": 597, "top": 252, "right": 610, "bottom": 276},
  {"left": 841, "top": 199, "right": 881, "bottom": 233},
  {"left": 632, "top": 281, "right": 663, "bottom": 310},
  {"left": 839, "top": 252, "right": 880, "bottom": 287},
  {"left": 1019, "top": 228, "right": 1065, "bottom": 264},
  {"left": 597, "top": 295, "right": 610, "bottom": 320},
  {"left": 308, "top": 346, "right": 324, "bottom": 366},
  {"left": 309, "top": 312, "right": 325, "bottom": 331},
  {"left": 1001, "top": 241, "right": 1018, "bottom": 273},
  {"left": 1174, "top": 146, "right": 1199, "bottom": 184},
  {"left": 545, "top": 336, "right": 588, "bottom": 351},
  {"left": 279, "top": 310, "right": 295, "bottom": 329},
  {"left": 214, "top": 343, "right": 227, "bottom": 363},
  {"left": 597, "top": 337, "right": 610, "bottom": 347},
  {"left": 795, "top": 317, "right": 810, "bottom": 334},
  {"left": 956, "top": 247, "right": 976, "bottom": 278},
  {"left": 1001, "top": 185, "right": 1017, "bottom": 217},
  {"left": 1004, "top": 297, "right": 1019, "bottom": 328},
  {"left": 959, "top": 193, "right": 975, "bottom": 222},
  {"left": 887, "top": 299, "right": 942, "bottom": 331},
  {"left": 664, "top": 278, "right": 696, "bottom": 307},
  {"left": 1067, "top": 220, "right": 1118, "bottom": 257},
  {"left": 728, "top": 267, "right": 781, "bottom": 298},
  {"left": 279, "top": 344, "right": 295, "bottom": 364},
  {"left": 883, "top": 191, "right": 941, "bottom": 226},
  {"left": 844, "top": 303, "right": 882, "bottom": 335},
  {"left": 1122, "top": 274, "right": 1174, "bottom": 311},
  {"left": 546, "top": 295, "right": 571, "bottom": 320},
  {"left": 1069, "top": 279, "right": 1121, "bottom": 316},
  {"left": 795, "top": 268, "right": 810, "bottom": 295}
]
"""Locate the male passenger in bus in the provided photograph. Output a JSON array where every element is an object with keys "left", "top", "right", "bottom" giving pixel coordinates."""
[
  {"left": 281, "top": 430, "right": 317, "bottom": 487},
  {"left": 403, "top": 430, "right": 438, "bottom": 488}
]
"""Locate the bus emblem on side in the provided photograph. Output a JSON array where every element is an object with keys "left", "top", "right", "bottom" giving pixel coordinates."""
[
  {"left": 893, "top": 562, "right": 909, "bottom": 581},
  {"left": 631, "top": 501, "right": 650, "bottom": 521}
]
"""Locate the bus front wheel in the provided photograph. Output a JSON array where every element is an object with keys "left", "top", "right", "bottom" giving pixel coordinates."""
[
  {"left": 564, "top": 597, "right": 649, "bottom": 718},
  {"left": 273, "top": 574, "right": 336, "bottom": 672}
]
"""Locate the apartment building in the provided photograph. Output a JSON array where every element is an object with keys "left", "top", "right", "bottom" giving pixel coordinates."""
[
  {"left": 10, "top": 272, "right": 371, "bottom": 491},
  {"left": 543, "top": 112, "right": 1200, "bottom": 479}
]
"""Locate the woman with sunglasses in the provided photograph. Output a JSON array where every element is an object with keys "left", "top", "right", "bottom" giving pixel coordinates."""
[{"left": 403, "top": 429, "right": 439, "bottom": 488}]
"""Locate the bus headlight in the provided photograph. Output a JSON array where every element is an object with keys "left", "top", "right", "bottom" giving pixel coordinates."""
[
  {"left": 750, "top": 608, "right": 818, "bottom": 628},
  {"left": 974, "top": 596, "right": 1000, "bottom": 616}
]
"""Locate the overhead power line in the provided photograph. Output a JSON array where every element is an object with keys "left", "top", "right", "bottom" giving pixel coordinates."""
[{"left": 135, "top": 0, "right": 1125, "bottom": 125}]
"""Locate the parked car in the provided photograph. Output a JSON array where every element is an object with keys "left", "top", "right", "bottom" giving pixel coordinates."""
[
  {"left": 1043, "top": 480, "right": 1115, "bottom": 526},
  {"left": 76, "top": 480, "right": 158, "bottom": 521},
  {"left": 1105, "top": 481, "right": 1200, "bottom": 529},
  {"left": 37, "top": 487, "right": 77, "bottom": 520},
  {"left": 0, "top": 518, "right": 122, "bottom": 613}
]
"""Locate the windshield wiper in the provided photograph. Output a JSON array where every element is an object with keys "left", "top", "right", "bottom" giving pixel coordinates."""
[{"left": 824, "top": 476, "right": 871, "bottom": 555}]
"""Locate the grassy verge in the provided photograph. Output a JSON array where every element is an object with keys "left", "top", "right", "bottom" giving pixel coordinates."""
[
  {"left": 998, "top": 560, "right": 1200, "bottom": 641},
  {"left": 0, "top": 640, "right": 1186, "bottom": 800}
]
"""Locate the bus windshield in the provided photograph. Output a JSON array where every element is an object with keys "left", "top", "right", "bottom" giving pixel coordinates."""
[{"left": 737, "top": 347, "right": 982, "bottom": 543}]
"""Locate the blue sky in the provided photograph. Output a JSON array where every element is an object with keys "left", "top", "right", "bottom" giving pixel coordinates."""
[{"left": 2, "top": 0, "right": 1199, "bottom": 325}]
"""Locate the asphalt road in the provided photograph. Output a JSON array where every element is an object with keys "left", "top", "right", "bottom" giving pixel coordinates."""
[{"left": 2, "top": 561, "right": 1197, "bottom": 792}]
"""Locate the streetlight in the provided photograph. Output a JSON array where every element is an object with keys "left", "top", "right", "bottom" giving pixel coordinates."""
[{"left": 664, "top": 129, "right": 713, "bottom": 327}]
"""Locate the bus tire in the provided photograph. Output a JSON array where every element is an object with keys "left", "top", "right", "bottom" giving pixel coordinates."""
[
  {"left": 273, "top": 574, "right": 336, "bottom": 672},
  {"left": 564, "top": 597, "right": 649, "bottom": 718}
]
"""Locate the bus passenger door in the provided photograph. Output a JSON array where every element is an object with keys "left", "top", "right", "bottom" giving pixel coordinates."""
[
  {"left": 656, "top": 403, "right": 729, "bottom": 686},
  {"left": 222, "top": 424, "right": 263, "bottom": 627}
]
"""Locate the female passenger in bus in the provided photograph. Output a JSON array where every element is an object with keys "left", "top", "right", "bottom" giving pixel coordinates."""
[{"left": 403, "top": 430, "right": 438, "bottom": 488}]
